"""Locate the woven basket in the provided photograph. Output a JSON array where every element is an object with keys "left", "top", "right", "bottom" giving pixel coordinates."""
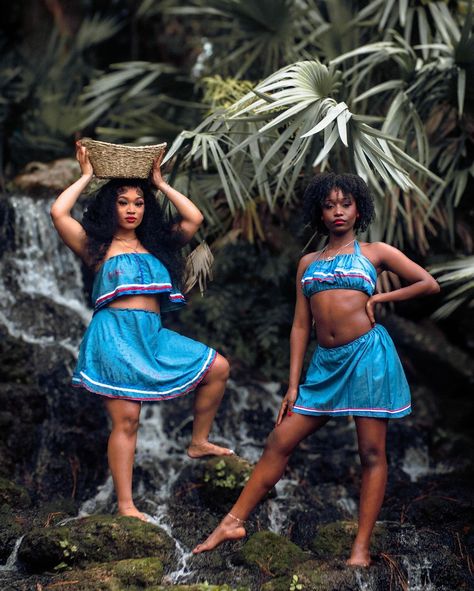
[{"left": 80, "top": 138, "right": 167, "bottom": 179}]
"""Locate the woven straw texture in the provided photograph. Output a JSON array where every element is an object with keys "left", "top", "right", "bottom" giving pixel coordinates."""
[{"left": 81, "top": 138, "right": 167, "bottom": 179}]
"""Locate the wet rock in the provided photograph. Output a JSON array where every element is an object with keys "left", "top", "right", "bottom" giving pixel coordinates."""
[
  {"left": 260, "top": 560, "right": 385, "bottom": 591},
  {"left": 42, "top": 557, "right": 164, "bottom": 590},
  {"left": 200, "top": 455, "right": 253, "bottom": 508},
  {"left": 0, "top": 505, "right": 24, "bottom": 563},
  {"left": 237, "top": 531, "right": 307, "bottom": 577},
  {"left": 10, "top": 159, "right": 81, "bottom": 196},
  {"left": 18, "top": 515, "right": 176, "bottom": 573},
  {"left": 310, "top": 520, "right": 388, "bottom": 559},
  {"left": 0, "top": 478, "right": 31, "bottom": 509}
]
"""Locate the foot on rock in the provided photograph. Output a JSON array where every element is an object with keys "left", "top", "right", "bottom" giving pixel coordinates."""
[
  {"left": 346, "top": 546, "right": 371, "bottom": 568},
  {"left": 118, "top": 505, "right": 148, "bottom": 522},
  {"left": 187, "top": 441, "right": 235, "bottom": 459},
  {"left": 192, "top": 517, "right": 246, "bottom": 554}
]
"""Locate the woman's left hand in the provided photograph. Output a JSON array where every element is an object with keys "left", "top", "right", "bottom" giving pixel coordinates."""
[
  {"left": 366, "top": 294, "right": 381, "bottom": 326},
  {"left": 151, "top": 151, "right": 166, "bottom": 190}
]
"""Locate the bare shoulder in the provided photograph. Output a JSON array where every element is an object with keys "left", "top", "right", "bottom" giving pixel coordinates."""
[
  {"left": 297, "top": 251, "right": 317, "bottom": 274},
  {"left": 359, "top": 241, "right": 403, "bottom": 267}
]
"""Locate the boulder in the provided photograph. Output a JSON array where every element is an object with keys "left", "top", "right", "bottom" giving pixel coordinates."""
[
  {"left": 237, "top": 531, "right": 307, "bottom": 577},
  {"left": 18, "top": 515, "right": 176, "bottom": 573}
]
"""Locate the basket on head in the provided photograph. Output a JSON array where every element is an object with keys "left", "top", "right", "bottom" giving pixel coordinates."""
[{"left": 80, "top": 138, "right": 167, "bottom": 179}]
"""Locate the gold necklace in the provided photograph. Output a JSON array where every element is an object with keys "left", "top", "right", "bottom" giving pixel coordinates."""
[
  {"left": 113, "top": 236, "right": 139, "bottom": 253},
  {"left": 318, "top": 238, "right": 355, "bottom": 262}
]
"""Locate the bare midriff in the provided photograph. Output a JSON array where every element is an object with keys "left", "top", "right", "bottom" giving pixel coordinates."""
[
  {"left": 310, "top": 289, "right": 373, "bottom": 348},
  {"left": 107, "top": 294, "right": 161, "bottom": 314}
]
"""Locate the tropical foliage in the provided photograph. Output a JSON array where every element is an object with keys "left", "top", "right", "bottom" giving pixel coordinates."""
[{"left": 1, "top": 1, "right": 473, "bottom": 354}]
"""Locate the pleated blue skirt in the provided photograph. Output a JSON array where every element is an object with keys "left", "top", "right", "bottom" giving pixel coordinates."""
[
  {"left": 293, "top": 325, "right": 411, "bottom": 419},
  {"left": 72, "top": 308, "right": 216, "bottom": 402}
]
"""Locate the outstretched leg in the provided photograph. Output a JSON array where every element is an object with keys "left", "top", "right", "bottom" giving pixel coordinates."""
[
  {"left": 347, "top": 417, "right": 388, "bottom": 567},
  {"left": 193, "top": 413, "right": 329, "bottom": 553},
  {"left": 104, "top": 398, "right": 145, "bottom": 521},
  {"left": 188, "top": 353, "right": 233, "bottom": 458}
]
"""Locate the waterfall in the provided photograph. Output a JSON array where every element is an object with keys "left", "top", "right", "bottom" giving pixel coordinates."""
[{"left": 0, "top": 195, "right": 91, "bottom": 351}]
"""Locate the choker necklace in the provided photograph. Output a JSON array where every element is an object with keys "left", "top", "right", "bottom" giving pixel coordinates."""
[{"left": 317, "top": 238, "right": 355, "bottom": 262}]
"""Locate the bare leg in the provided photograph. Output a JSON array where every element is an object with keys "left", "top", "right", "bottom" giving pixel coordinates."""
[
  {"left": 188, "top": 354, "right": 233, "bottom": 458},
  {"left": 193, "top": 413, "right": 329, "bottom": 553},
  {"left": 104, "top": 398, "right": 146, "bottom": 521},
  {"left": 347, "top": 417, "right": 388, "bottom": 567}
]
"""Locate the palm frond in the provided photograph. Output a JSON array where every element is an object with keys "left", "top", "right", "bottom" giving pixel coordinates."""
[{"left": 183, "top": 242, "right": 215, "bottom": 294}]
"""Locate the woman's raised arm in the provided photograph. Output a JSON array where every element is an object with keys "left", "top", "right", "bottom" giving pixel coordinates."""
[
  {"left": 151, "top": 153, "right": 204, "bottom": 245},
  {"left": 50, "top": 142, "right": 92, "bottom": 261}
]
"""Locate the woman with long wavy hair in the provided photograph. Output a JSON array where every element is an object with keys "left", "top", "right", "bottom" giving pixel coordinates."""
[{"left": 51, "top": 142, "right": 232, "bottom": 521}]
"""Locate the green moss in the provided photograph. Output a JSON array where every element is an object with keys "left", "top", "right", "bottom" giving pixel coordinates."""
[
  {"left": 18, "top": 515, "right": 175, "bottom": 574},
  {"left": 201, "top": 456, "right": 253, "bottom": 507},
  {"left": 310, "top": 521, "right": 387, "bottom": 559},
  {"left": 0, "top": 477, "right": 31, "bottom": 509},
  {"left": 112, "top": 557, "right": 164, "bottom": 586},
  {"left": 239, "top": 531, "right": 306, "bottom": 576}
]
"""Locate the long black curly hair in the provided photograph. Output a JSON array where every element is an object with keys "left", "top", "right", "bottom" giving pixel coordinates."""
[
  {"left": 81, "top": 178, "right": 184, "bottom": 286},
  {"left": 302, "top": 172, "right": 375, "bottom": 235}
]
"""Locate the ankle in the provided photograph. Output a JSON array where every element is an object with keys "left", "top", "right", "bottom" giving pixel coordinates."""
[{"left": 224, "top": 512, "right": 246, "bottom": 526}]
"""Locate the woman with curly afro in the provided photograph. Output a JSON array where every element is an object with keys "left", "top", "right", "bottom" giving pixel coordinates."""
[
  {"left": 51, "top": 142, "right": 232, "bottom": 521},
  {"left": 193, "top": 172, "right": 439, "bottom": 566}
]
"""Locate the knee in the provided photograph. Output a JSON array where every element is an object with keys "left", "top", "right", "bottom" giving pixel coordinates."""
[
  {"left": 359, "top": 446, "right": 386, "bottom": 469},
  {"left": 209, "top": 354, "right": 230, "bottom": 382},
  {"left": 265, "top": 428, "right": 292, "bottom": 457},
  {"left": 114, "top": 415, "right": 140, "bottom": 437}
]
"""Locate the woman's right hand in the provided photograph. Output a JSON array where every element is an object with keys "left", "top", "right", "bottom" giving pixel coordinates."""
[
  {"left": 75, "top": 141, "right": 94, "bottom": 177},
  {"left": 276, "top": 388, "right": 298, "bottom": 426}
]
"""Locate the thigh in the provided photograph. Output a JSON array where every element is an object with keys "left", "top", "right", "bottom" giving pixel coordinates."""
[{"left": 268, "top": 412, "right": 330, "bottom": 454}]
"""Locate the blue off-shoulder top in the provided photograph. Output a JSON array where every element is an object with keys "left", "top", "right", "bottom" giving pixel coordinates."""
[
  {"left": 92, "top": 253, "right": 186, "bottom": 313},
  {"left": 301, "top": 240, "right": 377, "bottom": 298}
]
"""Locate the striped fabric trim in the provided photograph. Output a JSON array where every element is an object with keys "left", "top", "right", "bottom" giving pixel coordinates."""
[
  {"left": 72, "top": 349, "right": 216, "bottom": 401},
  {"left": 293, "top": 403, "right": 411, "bottom": 415},
  {"left": 301, "top": 270, "right": 375, "bottom": 290},
  {"left": 95, "top": 282, "right": 173, "bottom": 306}
]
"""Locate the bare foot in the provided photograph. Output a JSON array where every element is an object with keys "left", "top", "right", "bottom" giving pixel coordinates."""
[
  {"left": 187, "top": 441, "right": 234, "bottom": 459},
  {"left": 118, "top": 505, "right": 148, "bottom": 522},
  {"left": 346, "top": 544, "right": 371, "bottom": 567},
  {"left": 192, "top": 515, "right": 246, "bottom": 554}
]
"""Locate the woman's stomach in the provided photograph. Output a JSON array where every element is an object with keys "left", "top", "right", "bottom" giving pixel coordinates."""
[
  {"left": 310, "top": 289, "right": 373, "bottom": 348},
  {"left": 107, "top": 294, "right": 161, "bottom": 313}
]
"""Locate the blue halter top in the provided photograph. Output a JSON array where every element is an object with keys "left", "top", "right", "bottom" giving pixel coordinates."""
[
  {"left": 92, "top": 253, "right": 186, "bottom": 313},
  {"left": 301, "top": 240, "right": 377, "bottom": 298}
]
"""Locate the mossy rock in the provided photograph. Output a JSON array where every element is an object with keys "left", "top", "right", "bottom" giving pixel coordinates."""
[
  {"left": 310, "top": 521, "right": 388, "bottom": 559},
  {"left": 18, "top": 515, "right": 175, "bottom": 573},
  {"left": 201, "top": 455, "right": 253, "bottom": 507},
  {"left": 150, "top": 586, "right": 245, "bottom": 591},
  {"left": 0, "top": 477, "right": 31, "bottom": 509},
  {"left": 262, "top": 559, "right": 390, "bottom": 591},
  {"left": 238, "top": 531, "right": 306, "bottom": 577},
  {"left": 0, "top": 504, "right": 25, "bottom": 562},
  {"left": 44, "top": 557, "right": 164, "bottom": 590}
]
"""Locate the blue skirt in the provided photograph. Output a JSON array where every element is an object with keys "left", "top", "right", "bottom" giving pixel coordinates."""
[
  {"left": 293, "top": 325, "right": 411, "bottom": 419},
  {"left": 72, "top": 308, "right": 216, "bottom": 402}
]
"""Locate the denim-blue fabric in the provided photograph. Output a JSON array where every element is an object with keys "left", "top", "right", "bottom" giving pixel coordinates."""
[
  {"left": 92, "top": 253, "right": 185, "bottom": 312},
  {"left": 73, "top": 308, "right": 216, "bottom": 401},
  {"left": 301, "top": 240, "right": 377, "bottom": 298},
  {"left": 294, "top": 325, "right": 411, "bottom": 418},
  {"left": 73, "top": 253, "right": 215, "bottom": 401}
]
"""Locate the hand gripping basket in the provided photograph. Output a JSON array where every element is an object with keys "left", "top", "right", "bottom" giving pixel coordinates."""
[{"left": 80, "top": 138, "right": 167, "bottom": 179}]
